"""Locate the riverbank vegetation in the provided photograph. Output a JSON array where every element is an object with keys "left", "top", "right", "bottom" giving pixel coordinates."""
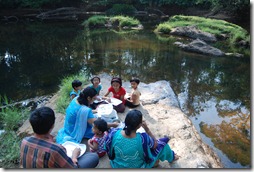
[
  {"left": 0, "top": 96, "right": 29, "bottom": 168},
  {"left": 0, "top": 0, "right": 249, "bottom": 24},
  {"left": 0, "top": 71, "right": 88, "bottom": 168},
  {"left": 56, "top": 72, "right": 88, "bottom": 114},
  {"left": 154, "top": 15, "right": 250, "bottom": 46},
  {"left": 83, "top": 15, "right": 141, "bottom": 28}
]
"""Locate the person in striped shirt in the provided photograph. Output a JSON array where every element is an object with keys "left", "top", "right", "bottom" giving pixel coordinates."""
[{"left": 20, "top": 106, "right": 99, "bottom": 168}]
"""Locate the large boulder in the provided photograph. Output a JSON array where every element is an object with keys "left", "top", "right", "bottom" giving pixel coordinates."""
[
  {"left": 174, "top": 38, "right": 225, "bottom": 56},
  {"left": 170, "top": 25, "right": 217, "bottom": 42}
]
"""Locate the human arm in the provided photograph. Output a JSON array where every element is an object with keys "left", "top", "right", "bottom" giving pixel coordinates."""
[
  {"left": 92, "top": 109, "right": 98, "bottom": 113},
  {"left": 102, "top": 91, "right": 112, "bottom": 102},
  {"left": 55, "top": 146, "right": 79, "bottom": 168},
  {"left": 104, "top": 90, "right": 110, "bottom": 97},
  {"left": 88, "top": 139, "right": 99, "bottom": 151},
  {"left": 70, "top": 94, "right": 76, "bottom": 100},
  {"left": 71, "top": 147, "right": 81, "bottom": 165},
  {"left": 142, "top": 121, "right": 158, "bottom": 149},
  {"left": 107, "top": 121, "right": 119, "bottom": 128},
  {"left": 119, "top": 95, "right": 125, "bottom": 102}
]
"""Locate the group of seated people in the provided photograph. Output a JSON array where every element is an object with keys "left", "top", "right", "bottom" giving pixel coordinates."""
[
  {"left": 70, "top": 76, "right": 141, "bottom": 112},
  {"left": 19, "top": 75, "right": 179, "bottom": 168}
]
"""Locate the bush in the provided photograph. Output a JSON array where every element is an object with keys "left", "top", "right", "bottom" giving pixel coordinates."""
[
  {"left": 0, "top": 131, "right": 22, "bottom": 168},
  {"left": 0, "top": 97, "right": 29, "bottom": 132},
  {"left": 84, "top": 15, "right": 141, "bottom": 28},
  {"left": 106, "top": 4, "right": 137, "bottom": 15},
  {"left": 83, "top": 15, "right": 109, "bottom": 27},
  {"left": 0, "top": 96, "right": 29, "bottom": 168},
  {"left": 155, "top": 15, "right": 250, "bottom": 46},
  {"left": 110, "top": 15, "right": 140, "bottom": 27},
  {"left": 56, "top": 72, "right": 88, "bottom": 114}
]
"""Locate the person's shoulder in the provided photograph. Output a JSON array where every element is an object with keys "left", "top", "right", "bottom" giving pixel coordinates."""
[
  {"left": 133, "top": 89, "right": 141, "bottom": 95},
  {"left": 21, "top": 136, "right": 32, "bottom": 144},
  {"left": 69, "top": 90, "right": 76, "bottom": 95},
  {"left": 50, "top": 142, "right": 66, "bottom": 152}
]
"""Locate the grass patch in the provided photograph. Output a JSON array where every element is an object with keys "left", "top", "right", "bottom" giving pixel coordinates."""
[
  {"left": 154, "top": 15, "right": 250, "bottom": 45},
  {"left": 0, "top": 96, "right": 30, "bottom": 168},
  {"left": 83, "top": 15, "right": 141, "bottom": 28},
  {"left": 110, "top": 15, "right": 140, "bottom": 28},
  {"left": 56, "top": 72, "right": 89, "bottom": 114},
  {"left": 83, "top": 15, "right": 109, "bottom": 28},
  {"left": 0, "top": 131, "right": 22, "bottom": 168}
]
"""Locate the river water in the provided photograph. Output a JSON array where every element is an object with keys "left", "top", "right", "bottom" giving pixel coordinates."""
[{"left": 0, "top": 21, "right": 250, "bottom": 168}]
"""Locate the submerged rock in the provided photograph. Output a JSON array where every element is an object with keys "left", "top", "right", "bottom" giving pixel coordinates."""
[{"left": 174, "top": 38, "right": 225, "bottom": 56}]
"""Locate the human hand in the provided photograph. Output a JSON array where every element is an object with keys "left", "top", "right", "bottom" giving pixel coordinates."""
[
  {"left": 72, "top": 147, "right": 81, "bottom": 164},
  {"left": 113, "top": 121, "right": 120, "bottom": 128},
  {"left": 107, "top": 97, "right": 111, "bottom": 103},
  {"left": 72, "top": 147, "right": 81, "bottom": 157},
  {"left": 88, "top": 139, "right": 93, "bottom": 146}
]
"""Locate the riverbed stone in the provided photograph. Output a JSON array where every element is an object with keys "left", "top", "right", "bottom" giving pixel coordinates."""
[
  {"left": 170, "top": 25, "right": 217, "bottom": 42},
  {"left": 174, "top": 38, "right": 225, "bottom": 56},
  {"left": 17, "top": 72, "right": 223, "bottom": 168}
]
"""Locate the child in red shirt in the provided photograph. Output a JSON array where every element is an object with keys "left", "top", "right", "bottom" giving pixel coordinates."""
[{"left": 104, "top": 77, "right": 126, "bottom": 113}]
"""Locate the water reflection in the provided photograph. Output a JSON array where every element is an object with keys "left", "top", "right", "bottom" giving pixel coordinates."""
[
  {"left": 0, "top": 22, "right": 250, "bottom": 168},
  {"left": 0, "top": 22, "right": 84, "bottom": 100}
]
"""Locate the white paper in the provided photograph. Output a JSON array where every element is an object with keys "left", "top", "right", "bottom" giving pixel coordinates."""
[
  {"left": 136, "top": 127, "right": 146, "bottom": 133},
  {"left": 62, "top": 141, "right": 86, "bottom": 158},
  {"left": 110, "top": 97, "right": 122, "bottom": 106}
]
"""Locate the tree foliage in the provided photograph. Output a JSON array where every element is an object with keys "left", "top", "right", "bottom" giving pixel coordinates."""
[{"left": 0, "top": 0, "right": 250, "bottom": 14}]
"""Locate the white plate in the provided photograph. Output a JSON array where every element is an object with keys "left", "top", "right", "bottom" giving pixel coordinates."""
[
  {"left": 62, "top": 141, "right": 86, "bottom": 158},
  {"left": 110, "top": 97, "right": 122, "bottom": 106},
  {"left": 97, "top": 104, "right": 113, "bottom": 116}
]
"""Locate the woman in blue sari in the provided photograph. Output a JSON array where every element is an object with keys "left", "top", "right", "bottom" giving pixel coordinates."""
[
  {"left": 56, "top": 87, "right": 118, "bottom": 144},
  {"left": 104, "top": 109, "right": 179, "bottom": 168}
]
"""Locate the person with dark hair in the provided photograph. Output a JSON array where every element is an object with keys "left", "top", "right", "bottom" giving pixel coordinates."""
[
  {"left": 70, "top": 80, "right": 82, "bottom": 100},
  {"left": 90, "top": 76, "right": 102, "bottom": 95},
  {"left": 125, "top": 78, "right": 141, "bottom": 108},
  {"left": 56, "top": 87, "right": 118, "bottom": 144},
  {"left": 20, "top": 107, "right": 99, "bottom": 168},
  {"left": 104, "top": 77, "right": 126, "bottom": 113},
  {"left": 88, "top": 118, "right": 108, "bottom": 157},
  {"left": 104, "top": 109, "right": 179, "bottom": 168},
  {"left": 89, "top": 76, "right": 104, "bottom": 110}
]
